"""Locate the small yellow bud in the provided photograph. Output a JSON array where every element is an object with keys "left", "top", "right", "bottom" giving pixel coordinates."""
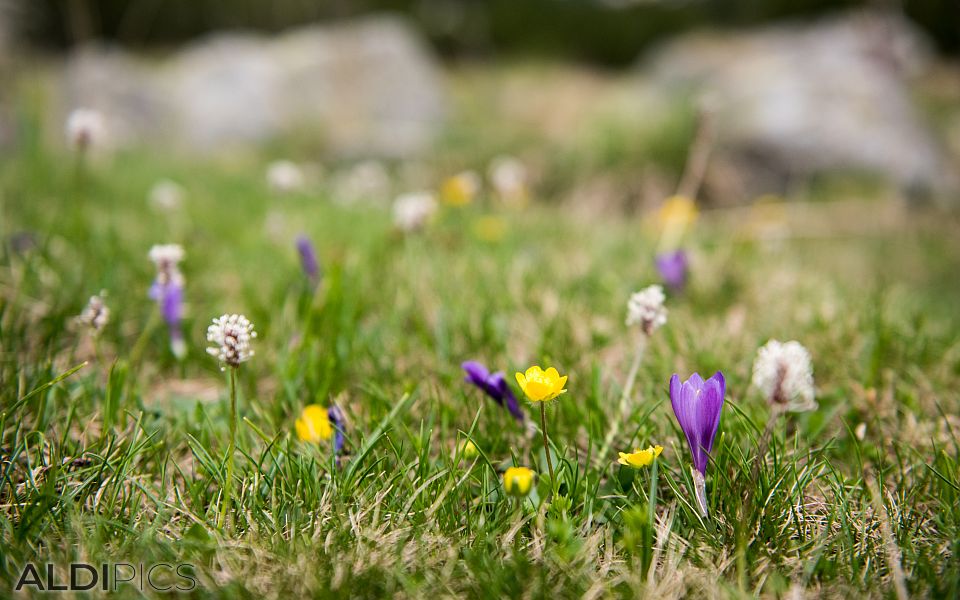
[{"left": 503, "top": 466, "right": 535, "bottom": 497}]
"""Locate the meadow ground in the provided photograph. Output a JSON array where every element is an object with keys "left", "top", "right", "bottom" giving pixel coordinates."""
[{"left": 2, "top": 64, "right": 960, "bottom": 598}]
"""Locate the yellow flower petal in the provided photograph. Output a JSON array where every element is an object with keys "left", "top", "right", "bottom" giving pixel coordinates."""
[
  {"left": 617, "top": 445, "right": 663, "bottom": 469},
  {"left": 296, "top": 404, "right": 332, "bottom": 443},
  {"left": 517, "top": 365, "right": 568, "bottom": 402},
  {"left": 503, "top": 466, "right": 535, "bottom": 497}
]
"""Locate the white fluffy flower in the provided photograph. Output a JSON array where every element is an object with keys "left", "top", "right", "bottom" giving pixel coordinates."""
[
  {"left": 626, "top": 285, "right": 667, "bottom": 334},
  {"left": 488, "top": 155, "right": 528, "bottom": 203},
  {"left": 149, "top": 179, "right": 185, "bottom": 211},
  {"left": 148, "top": 244, "right": 185, "bottom": 286},
  {"left": 66, "top": 108, "right": 106, "bottom": 152},
  {"left": 77, "top": 293, "right": 110, "bottom": 333},
  {"left": 206, "top": 314, "right": 256, "bottom": 369},
  {"left": 334, "top": 160, "right": 391, "bottom": 205},
  {"left": 393, "top": 192, "right": 437, "bottom": 232},
  {"left": 266, "top": 160, "right": 305, "bottom": 193},
  {"left": 751, "top": 340, "right": 816, "bottom": 412}
]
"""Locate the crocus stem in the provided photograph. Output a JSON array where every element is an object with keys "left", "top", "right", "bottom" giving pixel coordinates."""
[
  {"left": 218, "top": 368, "right": 238, "bottom": 529},
  {"left": 128, "top": 310, "right": 160, "bottom": 371},
  {"left": 539, "top": 403, "right": 556, "bottom": 490},
  {"left": 596, "top": 335, "right": 647, "bottom": 466},
  {"left": 692, "top": 468, "right": 709, "bottom": 518}
]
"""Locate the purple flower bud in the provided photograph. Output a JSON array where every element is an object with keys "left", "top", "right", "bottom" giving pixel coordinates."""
[
  {"left": 462, "top": 361, "right": 525, "bottom": 424},
  {"left": 655, "top": 249, "right": 689, "bottom": 292},
  {"left": 296, "top": 235, "right": 321, "bottom": 286},
  {"left": 670, "top": 371, "right": 725, "bottom": 517},
  {"left": 670, "top": 372, "right": 724, "bottom": 474},
  {"left": 150, "top": 280, "right": 185, "bottom": 358},
  {"left": 327, "top": 404, "right": 346, "bottom": 455}
]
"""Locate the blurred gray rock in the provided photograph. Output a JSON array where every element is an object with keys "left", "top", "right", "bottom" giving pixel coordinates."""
[
  {"left": 0, "top": 1, "right": 14, "bottom": 151},
  {"left": 644, "top": 11, "right": 957, "bottom": 201},
  {"left": 61, "top": 15, "right": 446, "bottom": 158}
]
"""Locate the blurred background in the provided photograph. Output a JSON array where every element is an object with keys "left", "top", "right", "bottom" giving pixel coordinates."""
[{"left": 0, "top": 0, "right": 958, "bottom": 211}]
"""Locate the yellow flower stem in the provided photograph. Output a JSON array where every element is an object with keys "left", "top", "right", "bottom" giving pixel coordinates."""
[
  {"left": 218, "top": 367, "right": 238, "bottom": 530},
  {"left": 539, "top": 402, "right": 556, "bottom": 491},
  {"left": 596, "top": 335, "right": 647, "bottom": 466}
]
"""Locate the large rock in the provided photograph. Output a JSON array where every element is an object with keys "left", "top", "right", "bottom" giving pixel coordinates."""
[
  {"left": 643, "top": 11, "right": 957, "bottom": 201},
  {"left": 61, "top": 15, "right": 446, "bottom": 158},
  {"left": 0, "top": 0, "right": 14, "bottom": 151}
]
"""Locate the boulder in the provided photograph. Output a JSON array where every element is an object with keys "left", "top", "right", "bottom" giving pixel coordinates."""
[
  {"left": 643, "top": 11, "right": 957, "bottom": 201},
  {"left": 61, "top": 15, "right": 446, "bottom": 158}
]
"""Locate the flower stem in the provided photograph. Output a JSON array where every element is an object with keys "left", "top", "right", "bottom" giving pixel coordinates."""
[
  {"left": 218, "top": 368, "right": 238, "bottom": 529},
  {"left": 596, "top": 335, "right": 647, "bottom": 466},
  {"left": 692, "top": 468, "right": 709, "bottom": 519},
  {"left": 539, "top": 402, "right": 556, "bottom": 490}
]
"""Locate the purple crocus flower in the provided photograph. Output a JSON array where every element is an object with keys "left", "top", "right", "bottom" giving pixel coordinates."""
[
  {"left": 327, "top": 404, "right": 346, "bottom": 455},
  {"left": 669, "top": 371, "right": 725, "bottom": 517},
  {"left": 462, "top": 361, "right": 525, "bottom": 424},
  {"left": 655, "top": 249, "right": 688, "bottom": 292},
  {"left": 295, "top": 235, "right": 321, "bottom": 287},
  {"left": 149, "top": 279, "right": 186, "bottom": 359}
]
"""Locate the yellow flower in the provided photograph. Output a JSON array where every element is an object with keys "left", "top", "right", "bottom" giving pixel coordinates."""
[
  {"left": 458, "top": 439, "right": 479, "bottom": 459},
  {"left": 472, "top": 216, "right": 507, "bottom": 242},
  {"left": 617, "top": 445, "right": 664, "bottom": 469},
  {"left": 440, "top": 171, "right": 480, "bottom": 207},
  {"left": 503, "top": 466, "right": 535, "bottom": 497},
  {"left": 295, "top": 404, "right": 332, "bottom": 443},
  {"left": 515, "top": 366, "right": 568, "bottom": 402},
  {"left": 657, "top": 195, "right": 698, "bottom": 230}
]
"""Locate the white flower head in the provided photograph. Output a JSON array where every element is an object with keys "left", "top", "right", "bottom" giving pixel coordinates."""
[
  {"left": 149, "top": 179, "right": 185, "bottom": 211},
  {"left": 77, "top": 292, "right": 110, "bottom": 333},
  {"left": 266, "top": 160, "right": 305, "bottom": 193},
  {"left": 334, "top": 160, "right": 391, "bottom": 205},
  {"left": 751, "top": 340, "right": 816, "bottom": 413},
  {"left": 66, "top": 108, "right": 106, "bottom": 152},
  {"left": 393, "top": 191, "right": 437, "bottom": 233},
  {"left": 148, "top": 244, "right": 185, "bottom": 287},
  {"left": 626, "top": 284, "right": 667, "bottom": 335},
  {"left": 206, "top": 314, "right": 256, "bottom": 369},
  {"left": 488, "top": 155, "right": 528, "bottom": 202}
]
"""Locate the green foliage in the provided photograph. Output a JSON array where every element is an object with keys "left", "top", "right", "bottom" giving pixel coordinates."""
[{"left": 1, "top": 113, "right": 959, "bottom": 598}]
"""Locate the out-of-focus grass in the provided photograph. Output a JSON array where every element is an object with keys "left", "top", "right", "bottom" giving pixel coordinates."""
[{"left": 1, "top": 65, "right": 960, "bottom": 598}]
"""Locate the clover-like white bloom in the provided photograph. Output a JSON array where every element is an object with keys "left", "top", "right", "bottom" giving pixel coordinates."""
[
  {"left": 626, "top": 285, "right": 668, "bottom": 335},
  {"left": 148, "top": 244, "right": 185, "bottom": 286},
  {"left": 266, "top": 160, "right": 305, "bottom": 193},
  {"left": 77, "top": 293, "right": 110, "bottom": 333},
  {"left": 488, "top": 155, "right": 528, "bottom": 202},
  {"left": 392, "top": 192, "right": 437, "bottom": 232},
  {"left": 148, "top": 179, "right": 185, "bottom": 211},
  {"left": 66, "top": 108, "right": 106, "bottom": 152},
  {"left": 206, "top": 314, "right": 256, "bottom": 369},
  {"left": 751, "top": 340, "right": 816, "bottom": 412},
  {"left": 333, "top": 160, "right": 391, "bottom": 205}
]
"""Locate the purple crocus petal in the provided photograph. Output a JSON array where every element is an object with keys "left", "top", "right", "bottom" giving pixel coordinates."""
[
  {"left": 295, "top": 235, "right": 321, "bottom": 285},
  {"left": 462, "top": 361, "right": 502, "bottom": 403},
  {"left": 462, "top": 360, "right": 490, "bottom": 385},
  {"left": 491, "top": 372, "right": 526, "bottom": 423},
  {"left": 159, "top": 283, "right": 183, "bottom": 328},
  {"left": 670, "top": 371, "right": 725, "bottom": 474},
  {"left": 327, "top": 404, "right": 346, "bottom": 455},
  {"left": 655, "top": 249, "right": 688, "bottom": 292},
  {"left": 462, "top": 360, "right": 526, "bottom": 423}
]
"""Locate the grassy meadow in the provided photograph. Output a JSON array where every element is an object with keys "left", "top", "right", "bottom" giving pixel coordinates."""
[{"left": 2, "top": 64, "right": 960, "bottom": 598}]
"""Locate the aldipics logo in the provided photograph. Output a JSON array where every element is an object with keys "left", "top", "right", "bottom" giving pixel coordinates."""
[{"left": 14, "top": 563, "right": 197, "bottom": 593}]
